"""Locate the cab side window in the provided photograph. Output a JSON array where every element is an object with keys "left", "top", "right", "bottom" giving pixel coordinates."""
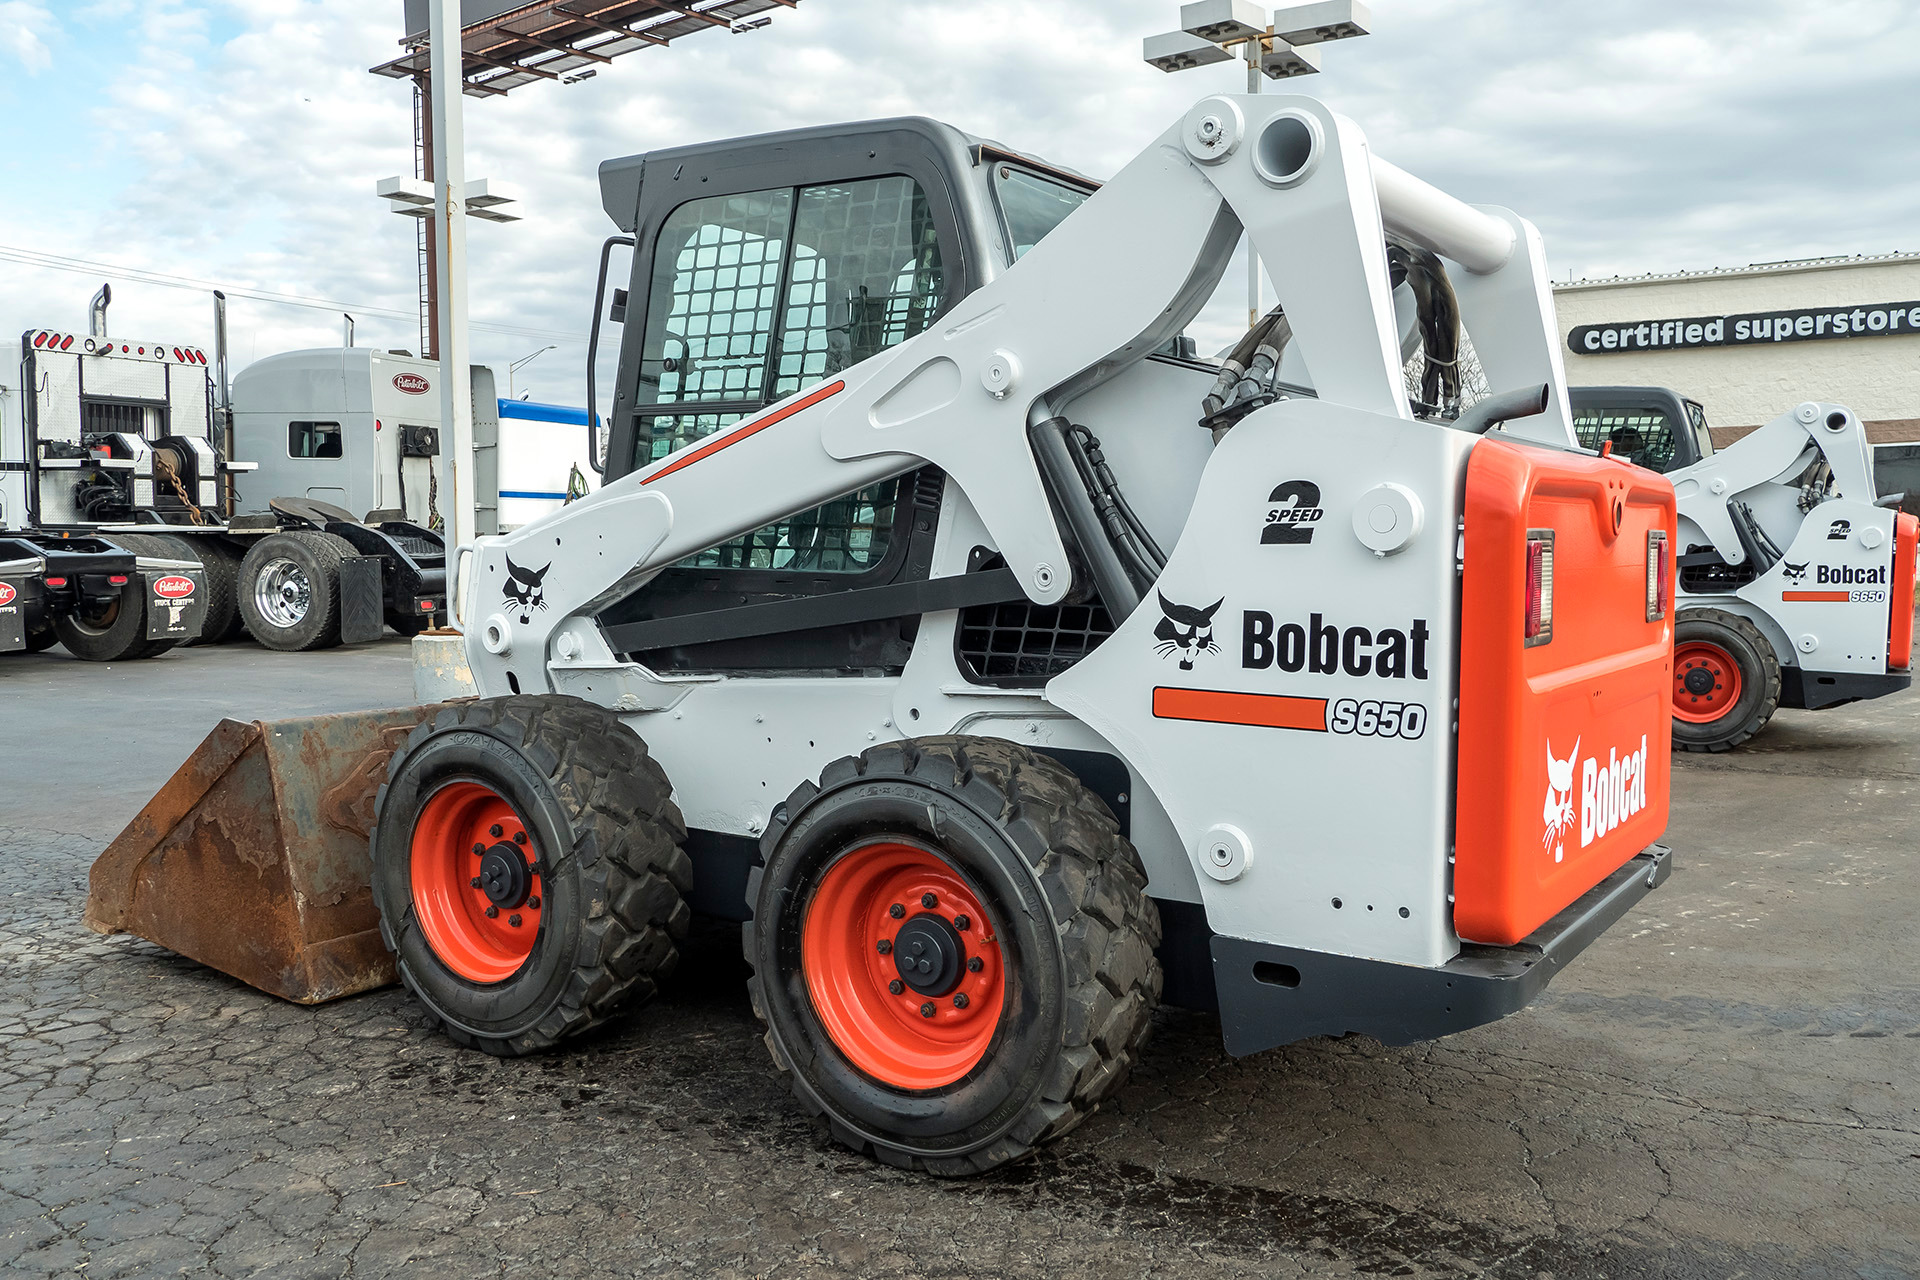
[
  {"left": 1571, "top": 408, "right": 1678, "bottom": 473},
  {"left": 290, "top": 421, "right": 342, "bottom": 459}
]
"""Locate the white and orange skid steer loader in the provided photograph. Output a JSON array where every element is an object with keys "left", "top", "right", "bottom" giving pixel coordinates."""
[{"left": 88, "top": 93, "right": 1677, "bottom": 1175}]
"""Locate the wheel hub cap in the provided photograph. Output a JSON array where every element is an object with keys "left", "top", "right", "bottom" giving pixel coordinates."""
[
  {"left": 892, "top": 913, "right": 964, "bottom": 996},
  {"left": 1683, "top": 667, "right": 1716, "bottom": 696},
  {"left": 478, "top": 842, "right": 533, "bottom": 909},
  {"left": 1672, "top": 640, "right": 1741, "bottom": 723}
]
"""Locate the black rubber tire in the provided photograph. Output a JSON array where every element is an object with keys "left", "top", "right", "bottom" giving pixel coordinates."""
[
  {"left": 371, "top": 694, "right": 693, "bottom": 1057},
  {"left": 147, "top": 533, "right": 238, "bottom": 646},
  {"left": 238, "top": 530, "right": 355, "bottom": 652},
  {"left": 745, "top": 736, "right": 1162, "bottom": 1176},
  {"left": 51, "top": 533, "right": 174, "bottom": 662},
  {"left": 1673, "top": 608, "right": 1781, "bottom": 752}
]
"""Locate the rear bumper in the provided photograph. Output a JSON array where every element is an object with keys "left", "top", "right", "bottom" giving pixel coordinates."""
[
  {"left": 1781, "top": 666, "right": 1912, "bottom": 711},
  {"left": 1211, "top": 844, "right": 1672, "bottom": 1057}
]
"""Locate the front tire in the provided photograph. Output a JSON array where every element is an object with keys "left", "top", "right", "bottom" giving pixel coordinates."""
[
  {"left": 371, "top": 695, "right": 694, "bottom": 1056},
  {"left": 746, "top": 736, "right": 1161, "bottom": 1175},
  {"left": 1672, "top": 608, "right": 1780, "bottom": 752}
]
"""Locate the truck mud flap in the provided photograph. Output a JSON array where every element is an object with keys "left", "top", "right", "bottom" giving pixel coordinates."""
[
  {"left": 142, "top": 566, "right": 207, "bottom": 642},
  {"left": 339, "top": 555, "right": 384, "bottom": 644},
  {"left": 1211, "top": 845, "right": 1672, "bottom": 1057},
  {"left": 84, "top": 705, "right": 440, "bottom": 1004}
]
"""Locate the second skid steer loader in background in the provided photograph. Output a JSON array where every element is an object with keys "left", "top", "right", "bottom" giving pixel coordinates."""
[
  {"left": 1572, "top": 385, "right": 1919, "bottom": 750},
  {"left": 91, "top": 92, "right": 1677, "bottom": 1175}
]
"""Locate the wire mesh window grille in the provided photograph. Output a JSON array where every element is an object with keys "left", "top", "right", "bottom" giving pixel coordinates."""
[
  {"left": 635, "top": 176, "right": 947, "bottom": 574},
  {"left": 1571, "top": 408, "right": 1679, "bottom": 471}
]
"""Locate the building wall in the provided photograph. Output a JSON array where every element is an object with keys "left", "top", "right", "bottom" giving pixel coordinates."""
[{"left": 1552, "top": 256, "right": 1920, "bottom": 442}]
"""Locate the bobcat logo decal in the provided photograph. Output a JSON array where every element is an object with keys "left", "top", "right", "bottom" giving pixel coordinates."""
[
  {"left": 1542, "top": 736, "right": 1580, "bottom": 863},
  {"left": 1153, "top": 593, "right": 1223, "bottom": 670},
  {"left": 503, "top": 556, "right": 551, "bottom": 625},
  {"left": 1782, "top": 561, "right": 1808, "bottom": 583}
]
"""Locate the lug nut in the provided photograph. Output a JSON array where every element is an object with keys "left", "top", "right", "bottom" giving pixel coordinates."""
[
  {"left": 920, "top": 1002, "right": 936, "bottom": 1019},
  {"left": 485, "top": 905, "right": 500, "bottom": 918},
  {"left": 528, "top": 895, "right": 541, "bottom": 909},
  {"left": 513, "top": 830, "right": 527, "bottom": 845},
  {"left": 472, "top": 843, "right": 485, "bottom": 856},
  {"left": 921, "top": 892, "right": 938, "bottom": 909},
  {"left": 953, "top": 914, "right": 970, "bottom": 931},
  {"left": 953, "top": 992, "right": 969, "bottom": 1009},
  {"left": 876, "top": 939, "right": 892, "bottom": 954},
  {"left": 509, "top": 914, "right": 522, "bottom": 928},
  {"left": 889, "top": 903, "right": 905, "bottom": 919},
  {"left": 470, "top": 876, "right": 482, "bottom": 889},
  {"left": 490, "top": 824, "right": 504, "bottom": 838},
  {"left": 888, "top": 979, "right": 904, "bottom": 995},
  {"left": 967, "top": 957, "right": 984, "bottom": 973}
]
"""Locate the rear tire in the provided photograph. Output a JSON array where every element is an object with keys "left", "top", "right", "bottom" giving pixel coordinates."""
[
  {"left": 371, "top": 694, "right": 693, "bottom": 1056},
  {"left": 239, "top": 530, "right": 354, "bottom": 651},
  {"left": 746, "top": 736, "right": 1162, "bottom": 1175},
  {"left": 52, "top": 533, "right": 174, "bottom": 662},
  {"left": 1672, "top": 608, "right": 1780, "bottom": 752}
]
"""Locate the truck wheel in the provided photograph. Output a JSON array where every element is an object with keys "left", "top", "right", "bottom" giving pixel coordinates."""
[
  {"left": 148, "top": 534, "right": 238, "bottom": 645},
  {"left": 239, "top": 530, "right": 354, "bottom": 651},
  {"left": 52, "top": 533, "right": 174, "bottom": 662},
  {"left": 371, "top": 694, "right": 693, "bottom": 1057},
  {"left": 746, "top": 736, "right": 1162, "bottom": 1176},
  {"left": 1673, "top": 608, "right": 1780, "bottom": 752}
]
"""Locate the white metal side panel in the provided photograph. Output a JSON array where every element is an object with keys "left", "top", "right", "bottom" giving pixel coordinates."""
[
  {"left": 81, "top": 355, "right": 166, "bottom": 401},
  {"left": 1047, "top": 396, "right": 1473, "bottom": 968},
  {"left": 1731, "top": 497, "right": 1897, "bottom": 674},
  {"left": 1061, "top": 357, "right": 1218, "bottom": 553},
  {"left": 166, "top": 366, "right": 211, "bottom": 438}
]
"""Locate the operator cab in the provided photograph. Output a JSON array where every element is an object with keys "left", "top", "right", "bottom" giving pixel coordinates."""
[
  {"left": 591, "top": 119, "right": 1112, "bottom": 674},
  {"left": 1569, "top": 384, "right": 1715, "bottom": 474}
]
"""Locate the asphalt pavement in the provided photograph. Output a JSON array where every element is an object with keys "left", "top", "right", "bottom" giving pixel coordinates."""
[{"left": 1, "top": 636, "right": 1916, "bottom": 1278}]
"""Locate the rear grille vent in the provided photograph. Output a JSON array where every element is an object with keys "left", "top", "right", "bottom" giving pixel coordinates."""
[{"left": 955, "top": 555, "right": 1115, "bottom": 686}]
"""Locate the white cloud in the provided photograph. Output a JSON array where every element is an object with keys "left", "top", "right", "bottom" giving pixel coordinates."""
[{"left": 0, "top": 1, "right": 56, "bottom": 73}]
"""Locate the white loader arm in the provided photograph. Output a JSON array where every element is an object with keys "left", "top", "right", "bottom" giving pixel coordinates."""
[
  {"left": 1669, "top": 401, "right": 1877, "bottom": 565},
  {"left": 463, "top": 94, "right": 1573, "bottom": 696}
]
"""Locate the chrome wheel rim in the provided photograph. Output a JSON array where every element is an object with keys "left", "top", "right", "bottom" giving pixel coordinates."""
[{"left": 254, "top": 557, "right": 312, "bottom": 629}]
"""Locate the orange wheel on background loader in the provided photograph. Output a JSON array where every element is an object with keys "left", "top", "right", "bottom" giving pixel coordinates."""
[{"left": 1670, "top": 609, "right": 1780, "bottom": 753}]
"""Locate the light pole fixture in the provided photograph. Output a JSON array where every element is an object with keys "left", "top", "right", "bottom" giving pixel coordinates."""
[
  {"left": 1143, "top": 1, "right": 1372, "bottom": 325},
  {"left": 508, "top": 344, "right": 558, "bottom": 398},
  {"left": 376, "top": 175, "right": 521, "bottom": 223}
]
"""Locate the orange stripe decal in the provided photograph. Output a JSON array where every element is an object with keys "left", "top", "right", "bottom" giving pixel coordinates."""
[
  {"left": 1782, "top": 590, "right": 1851, "bottom": 602},
  {"left": 1152, "top": 686, "right": 1328, "bottom": 732},
  {"left": 640, "top": 379, "right": 845, "bottom": 485}
]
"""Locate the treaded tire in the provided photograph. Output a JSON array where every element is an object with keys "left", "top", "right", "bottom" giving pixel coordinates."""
[
  {"left": 239, "top": 530, "right": 355, "bottom": 651},
  {"left": 371, "top": 694, "right": 693, "bottom": 1056},
  {"left": 52, "top": 532, "right": 174, "bottom": 662},
  {"left": 148, "top": 533, "right": 237, "bottom": 646},
  {"left": 745, "top": 735, "right": 1162, "bottom": 1176},
  {"left": 1673, "top": 608, "right": 1780, "bottom": 752}
]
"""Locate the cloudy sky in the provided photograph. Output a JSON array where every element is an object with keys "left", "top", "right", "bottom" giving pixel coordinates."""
[{"left": 1, "top": 0, "right": 1915, "bottom": 406}]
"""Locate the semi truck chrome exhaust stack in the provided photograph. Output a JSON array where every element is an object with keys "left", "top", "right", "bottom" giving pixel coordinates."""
[{"left": 89, "top": 283, "right": 111, "bottom": 338}]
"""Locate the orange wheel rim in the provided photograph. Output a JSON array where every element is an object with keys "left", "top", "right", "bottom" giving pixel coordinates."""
[
  {"left": 800, "top": 841, "right": 1007, "bottom": 1090},
  {"left": 1673, "top": 640, "right": 1742, "bottom": 723},
  {"left": 409, "top": 781, "right": 544, "bottom": 983}
]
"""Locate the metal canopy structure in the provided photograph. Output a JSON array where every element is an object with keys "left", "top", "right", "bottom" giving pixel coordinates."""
[{"left": 372, "top": 0, "right": 801, "bottom": 96}]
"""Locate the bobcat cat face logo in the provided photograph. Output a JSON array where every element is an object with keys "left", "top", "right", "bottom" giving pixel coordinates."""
[
  {"left": 1542, "top": 736, "right": 1580, "bottom": 863},
  {"left": 503, "top": 556, "right": 551, "bottom": 625},
  {"left": 1783, "top": 561, "right": 1808, "bottom": 583},
  {"left": 1153, "top": 593, "right": 1223, "bottom": 670}
]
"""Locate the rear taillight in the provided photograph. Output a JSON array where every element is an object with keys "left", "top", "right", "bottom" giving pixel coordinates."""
[
  {"left": 1524, "top": 529, "right": 1554, "bottom": 646},
  {"left": 417, "top": 598, "right": 438, "bottom": 614},
  {"left": 108, "top": 574, "right": 128, "bottom": 586},
  {"left": 1646, "top": 529, "right": 1669, "bottom": 621},
  {"left": 44, "top": 576, "right": 67, "bottom": 588}
]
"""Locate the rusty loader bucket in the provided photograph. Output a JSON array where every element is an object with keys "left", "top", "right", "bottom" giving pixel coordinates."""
[{"left": 84, "top": 706, "right": 439, "bottom": 1004}]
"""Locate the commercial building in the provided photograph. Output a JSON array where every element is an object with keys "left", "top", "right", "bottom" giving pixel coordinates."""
[{"left": 1553, "top": 252, "right": 1920, "bottom": 447}]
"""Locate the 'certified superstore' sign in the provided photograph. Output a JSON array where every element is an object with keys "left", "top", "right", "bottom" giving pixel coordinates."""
[{"left": 1569, "top": 300, "right": 1920, "bottom": 354}]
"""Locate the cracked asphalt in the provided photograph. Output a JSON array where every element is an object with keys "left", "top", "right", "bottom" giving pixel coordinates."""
[{"left": 3, "top": 639, "right": 1918, "bottom": 1277}]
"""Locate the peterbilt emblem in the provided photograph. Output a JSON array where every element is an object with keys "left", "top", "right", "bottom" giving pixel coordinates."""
[
  {"left": 0, "top": 582, "right": 14, "bottom": 607},
  {"left": 393, "top": 372, "right": 431, "bottom": 395},
  {"left": 154, "top": 575, "right": 196, "bottom": 598},
  {"left": 503, "top": 557, "right": 550, "bottom": 625}
]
